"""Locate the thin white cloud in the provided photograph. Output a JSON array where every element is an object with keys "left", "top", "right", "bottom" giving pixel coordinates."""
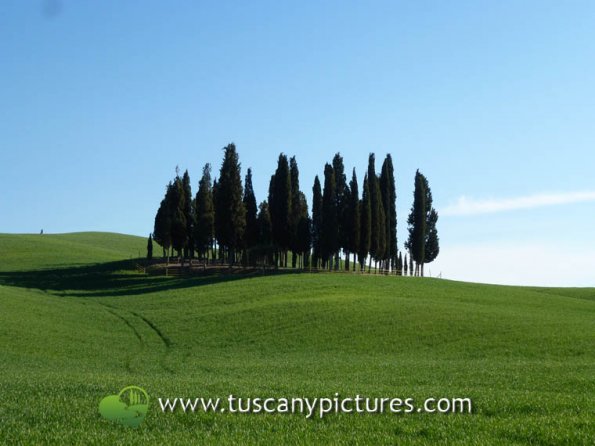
[{"left": 442, "top": 191, "right": 595, "bottom": 216}]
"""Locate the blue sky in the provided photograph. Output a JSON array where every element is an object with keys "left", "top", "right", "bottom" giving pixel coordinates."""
[{"left": 1, "top": 1, "right": 594, "bottom": 285}]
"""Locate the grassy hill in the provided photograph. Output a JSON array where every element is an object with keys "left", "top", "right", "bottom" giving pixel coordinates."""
[{"left": 0, "top": 233, "right": 593, "bottom": 445}]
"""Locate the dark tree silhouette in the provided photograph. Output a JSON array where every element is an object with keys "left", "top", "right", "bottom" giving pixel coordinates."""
[
  {"left": 182, "top": 170, "right": 194, "bottom": 259},
  {"left": 289, "top": 156, "right": 304, "bottom": 268},
  {"left": 332, "top": 153, "right": 348, "bottom": 270},
  {"left": 321, "top": 163, "right": 338, "bottom": 270},
  {"left": 380, "top": 155, "right": 397, "bottom": 272},
  {"left": 347, "top": 168, "right": 360, "bottom": 271},
  {"left": 194, "top": 164, "right": 215, "bottom": 262},
  {"left": 367, "top": 154, "right": 380, "bottom": 271},
  {"left": 358, "top": 174, "right": 371, "bottom": 272},
  {"left": 215, "top": 144, "right": 246, "bottom": 264},
  {"left": 147, "top": 233, "right": 153, "bottom": 260},
  {"left": 269, "top": 154, "right": 292, "bottom": 267},
  {"left": 406, "top": 170, "right": 427, "bottom": 276},
  {"left": 311, "top": 175, "right": 323, "bottom": 268},
  {"left": 243, "top": 168, "right": 258, "bottom": 265}
]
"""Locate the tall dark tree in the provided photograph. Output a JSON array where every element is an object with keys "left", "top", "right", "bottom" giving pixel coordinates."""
[
  {"left": 243, "top": 168, "right": 258, "bottom": 265},
  {"left": 181, "top": 170, "right": 194, "bottom": 259},
  {"left": 169, "top": 175, "right": 188, "bottom": 262},
  {"left": 380, "top": 155, "right": 397, "bottom": 272},
  {"left": 409, "top": 251, "right": 413, "bottom": 276},
  {"left": 374, "top": 178, "right": 386, "bottom": 272},
  {"left": 332, "top": 153, "right": 348, "bottom": 269},
  {"left": 420, "top": 175, "right": 439, "bottom": 267},
  {"left": 321, "top": 163, "right": 338, "bottom": 269},
  {"left": 147, "top": 233, "right": 153, "bottom": 260},
  {"left": 216, "top": 143, "right": 246, "bottom": 264},
  {"left": 296, "top": 191, "right": 311, "bottom": 268},
  {"left": 367, "top": 154, "right": 380, "bottom": 271},
  {"left": 311, "top": 176, "right": 323, "bottom": 268},
  {"left": 289, "top": 156, "right": 304, "bottom": 268},
  {"left": 269, "top": 154, "right": 292, "bottom": 267},
  {"left": 153, "top": 188, "right": 172, "bottom": 260},
  {"left": 195, "top": 164, "right": 215, "bottom": 261},
  {"left": 347, "top": 168, "right": 360, "bottom": 271},
  {"left": 406, "top": 170, "right": 427, "bottom": 276},
  {"left": 405, "top": 170, "right": 440, "bottom": 276},
  {"left": 256, "top": 201, "right": 274, "bottom": 266},
  {"left": 358, "top": 174, "right": 371, "bottom": 272},
  {"left": 425, "top": 208, "right": 440, "bottom": 265},
  {"left": 404, "top": 253, "right": 408, "bottom": 276}
]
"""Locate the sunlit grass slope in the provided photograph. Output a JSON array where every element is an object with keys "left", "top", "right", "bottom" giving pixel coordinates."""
[
  {"left": 0, "top": 233, "right": 593, "bottom": 445},
  {"left": 0, "top": 232, "right": 146, "bottom": 271}
]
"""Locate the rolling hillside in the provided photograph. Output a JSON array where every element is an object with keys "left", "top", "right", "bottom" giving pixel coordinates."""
[{"left": 0, "top": 233, "right": 593, "bottom": 445}]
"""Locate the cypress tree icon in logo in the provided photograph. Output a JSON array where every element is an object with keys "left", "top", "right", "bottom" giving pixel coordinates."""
[{"left": 99, "top": 386, "right": 149, "bottom": 427}]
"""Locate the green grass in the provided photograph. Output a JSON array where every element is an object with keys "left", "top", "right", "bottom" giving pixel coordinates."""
[{"left": 0, "top": 232, "right": 593, "bottom": 445}]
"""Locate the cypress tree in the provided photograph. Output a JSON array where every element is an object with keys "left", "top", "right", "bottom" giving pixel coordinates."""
[
  {"left": 256, "top": 201, "right": 274, "bottom": 266},
  {"left": 147, "top": 233, "right": 153, "bottom": 260},
  {"left": 367, "top": 154, "right": 380, "bottom": 271},
  {"left": 216, "top": 143, "right": 246, "bottom": 264},
  {"left": 169, "top": 175, "right": 188, "bottom": 262},
  {"left": 289, "top": 156, "right": 303, "bottom": 268},
  {"left": 405, "top": 170, "right": 439, "bottom": 276},
  {"left": 269, "top": 154, "right": 292, "bottom": 267},
  {"left": 296, "top": 192, "right": 311, "bottom": 268},
  {"left": 332, "top": 153, "right": 348, "bottom": 269},
  {"left": 406, "top": 170, "right": 427, "bottom": 276},
  {"left": 380, "top": 155, "right": 397, "bottom": 271},
  {"left": 311, "top": 176, "right": 323, "bottom": 268},
  {"left": 321, "top": 163, "right": 338, "bottom": 269},
  {"left": 181, "top": 170, "right": 194, "bottom": 259},
  {"left": 425, "top": 208, "right": 440, "bottom": 265},
  {"left": 348, "top": 168, "right": 360, "bottom": 271},
  {"left": 243, "top": 168, "right": 258, "bottom": 265},
  {"left": 194, "top": 164, "right": 215, "bottom": 262},
  {"left": 403, "top": 253, "right": 408, "bottom": 276},
  {"left": 358, "top": 174, "right": 371, "bottom": 272},
  {"left": 153, "top": 189, "right": 171, "bottom": 260},
  {"left": 375, "top": 178, "right": 386, "bottom": 273},
  {"left": 421, "top": 175, "right": 440, "bottom": 268}
]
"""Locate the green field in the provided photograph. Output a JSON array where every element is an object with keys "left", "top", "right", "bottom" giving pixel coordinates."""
[{"left": 0, "top": 232, "right": 593, "bottom": 445}]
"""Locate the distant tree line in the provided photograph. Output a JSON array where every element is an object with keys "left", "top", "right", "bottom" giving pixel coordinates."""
[{"left": 151, "top": 143, "right": 439, "bottom": 276}]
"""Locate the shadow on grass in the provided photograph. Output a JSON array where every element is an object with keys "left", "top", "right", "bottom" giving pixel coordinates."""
[{"left": 0, "top": 259, "right": 302, "bottom": 297}]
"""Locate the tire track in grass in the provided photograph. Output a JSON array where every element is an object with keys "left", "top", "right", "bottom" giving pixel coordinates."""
[
  {"left": 95, "top": 301, "right": 174, "bottom": 373},
  {"left": 130, "top": 311, "right": 172, "bottom": 348},
  {"left": 93, "top": 302, "right": 144, "bottom": 373}
]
